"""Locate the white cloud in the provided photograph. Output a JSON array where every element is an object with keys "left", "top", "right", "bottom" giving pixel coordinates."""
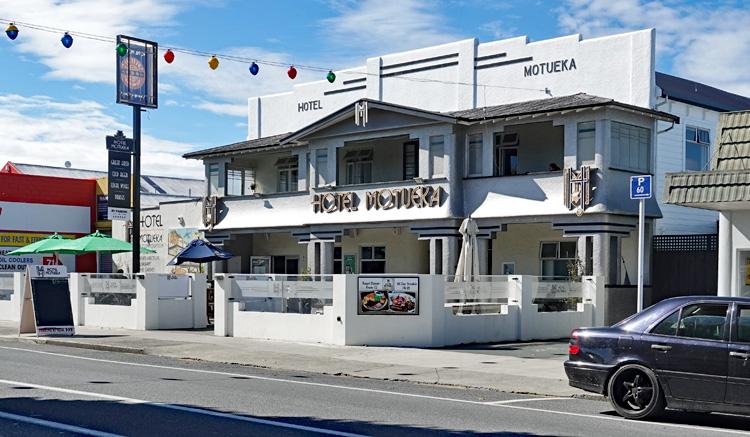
[
  {"left": 321, "top": 0, "right": 463, "bottom": 56},
  {"left": 0, "top": 93, "right": 203, "bottom": 178},
  {"left": 557, "top": 0, "right": 750, "bottom": 96},
  {"left": 480, "top": 19, "right": 518, "bottom": 40}
]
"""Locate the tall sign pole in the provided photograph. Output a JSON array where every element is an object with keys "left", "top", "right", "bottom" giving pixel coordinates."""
[
  {"left": 630, "top": 175, "right": 652, "bottom": 312},
  {"left": 116, "top": 35, "right": 158, "bottom": 274}
]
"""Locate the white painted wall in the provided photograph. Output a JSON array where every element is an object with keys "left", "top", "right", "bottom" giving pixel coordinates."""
[
  {"left": 491, "top": 224, "right": 577, "bottom": 276},
  {"left": 654, "top": 100, "right": 720, "bottom": 235},
  {"left": 725, "top": 211, "right": 750, "bottom": 297},
  {"left": 340, "top": 228, "right": 429, "bottom": 274},
  {"left": 249, "top": 29, "right": 654, "bottom": 139}
]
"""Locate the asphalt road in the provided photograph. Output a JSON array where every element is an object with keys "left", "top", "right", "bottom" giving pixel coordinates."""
[{"left": 0, "top": 342, "right": 747, "bottom": 436}]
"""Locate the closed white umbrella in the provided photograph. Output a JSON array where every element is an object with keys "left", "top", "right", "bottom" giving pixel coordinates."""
[{"left": 454, "top": 217, "right": 479, "bottom": 282}]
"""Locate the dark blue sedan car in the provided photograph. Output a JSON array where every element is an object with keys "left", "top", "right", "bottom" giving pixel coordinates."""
[{"left": 565, "top": 296, "right": 750, "bottom": 419}]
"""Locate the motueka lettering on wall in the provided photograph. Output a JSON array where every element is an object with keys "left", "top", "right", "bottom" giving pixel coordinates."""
[{"left": 312, "top": 186, "right": 443, "bottom": 213}]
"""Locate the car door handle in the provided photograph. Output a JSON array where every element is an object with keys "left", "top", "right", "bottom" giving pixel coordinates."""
[
  {"left": 730, "top": 351, "right": 750, "bottom": 359},
  {"left": 651, "top": 344, "right": 672, "bottom": 351}
]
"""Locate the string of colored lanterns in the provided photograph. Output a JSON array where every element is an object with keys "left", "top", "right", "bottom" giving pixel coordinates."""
[{"left": 1, "top": 18, "right": 550, "bottom": 94}]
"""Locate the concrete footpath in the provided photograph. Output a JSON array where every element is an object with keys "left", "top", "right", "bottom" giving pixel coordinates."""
[{"left": 0, "top": 321, "right": 592, "bottom": 398}]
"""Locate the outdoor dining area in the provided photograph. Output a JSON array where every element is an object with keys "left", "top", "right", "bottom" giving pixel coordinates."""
[{"left": 0, "top": 232, "right": 229, "bottom": 331}]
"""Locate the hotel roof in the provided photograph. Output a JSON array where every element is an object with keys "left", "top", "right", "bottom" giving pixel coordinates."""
[{"left": 184, "top": 93, "right": 678, "bottom": 160}]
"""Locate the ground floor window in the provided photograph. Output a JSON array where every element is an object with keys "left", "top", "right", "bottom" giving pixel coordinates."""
[
  {"left": 333, "top": 246, "right": 342, "bottom": 274},
  {"left": 272, "top": 256, "right": 299, "bottom": 275},
  {"left": 361, "top": 245, "right": 385, "bottom": 273},
  {"left": 540, "top": 241, "right": 577, "bottom": 280}
]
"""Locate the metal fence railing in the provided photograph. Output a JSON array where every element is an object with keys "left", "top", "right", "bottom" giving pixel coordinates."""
[{"left": 229, "top": 274, "right": 333, "bottom": 315}]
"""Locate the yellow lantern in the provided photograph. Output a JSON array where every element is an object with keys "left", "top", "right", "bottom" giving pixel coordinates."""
[{"left": 208, "top": 55, "right": 219, "bottom": 70}]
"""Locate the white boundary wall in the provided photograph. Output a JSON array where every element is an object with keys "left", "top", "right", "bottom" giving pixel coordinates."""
[
  {"left": 215, "top": 274, "right": 604, "bottom": 347},
  {"left": 0, "top": 273, "right": 23, "bottom": 322}
]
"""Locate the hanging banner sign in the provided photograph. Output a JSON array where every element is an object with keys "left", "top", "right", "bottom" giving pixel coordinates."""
[
  {"left": 108, "top": 150, "right": 131, "bottom": 209},
  {"left": 116, "top": 35, "right": 158, "bottom": 108}
]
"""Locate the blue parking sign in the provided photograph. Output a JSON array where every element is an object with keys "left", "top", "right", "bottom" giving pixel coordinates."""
[{"left": 630, "top": 175, "right": 652, "bottom": 199}]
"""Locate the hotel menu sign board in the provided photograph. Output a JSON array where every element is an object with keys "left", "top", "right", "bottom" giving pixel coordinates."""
[
  {"left": 107, "top": 150, "right": 131, "bottom": 209},
  {"left": 358, "top": 276, "right": 419, "bottom": 315}
]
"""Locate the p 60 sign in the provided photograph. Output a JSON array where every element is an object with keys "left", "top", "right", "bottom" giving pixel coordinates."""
[{"left": 630, "top": 175, "right": 652, "bottom": 200}]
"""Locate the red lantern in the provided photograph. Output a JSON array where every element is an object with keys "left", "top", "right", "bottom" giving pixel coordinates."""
[
  {"left": 287, "top": 65, "right": 297, "bottom": 80},
  {"left": 164, "top": 49, "right": 175, "bottom": 64}
]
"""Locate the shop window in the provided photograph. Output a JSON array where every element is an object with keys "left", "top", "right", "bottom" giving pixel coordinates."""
[
  {"left": 345, "top": 149, "right": 373, "bottom": 185},
  {"left": 577, "top": 121, "right": 596, "bottom": 167},
  {"left": 361, "top": 245, "right": 385, "bottom": 274},
  {"left": 429, "top": 135, "right": 445, "bottom": 178},
  {"left": 467, "top": 133, "right": 483, "bottom": 176},
  {"left": 685, "top": 126, "right": 711, "bottom": 171},
  {"left": 208, "top": 163, "right": 219, "bottom": 195},
  {"left": 276, "top": 156, "right": 299, "bottom": 193},
  {"left": 540, "top": 241, "right": 577, "bottom": 280},
  {"left": 494, "top": 132, "right": 519, "bottom": 176},
  {"left": 403, "top": 140, "right": 419, "bottom": 180},
  {"left": 610, "top": 121, "right": 651, "bottom": 173},
  {"left": 333, "top": 246, "right": 342, "bottom": 274},
  {"left": 316, "top": 149, "right": 329, "bottom": 186}
]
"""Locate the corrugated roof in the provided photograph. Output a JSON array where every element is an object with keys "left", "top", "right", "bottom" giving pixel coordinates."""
[
  {"left": 10, "top": 162, "right": 204, "bottom": 198},
  {"left": 656, "top": 72, "right": 750, "bottom": 113},
  {"left": 665, "top": 110, "right": 750, "bottom": 206}
]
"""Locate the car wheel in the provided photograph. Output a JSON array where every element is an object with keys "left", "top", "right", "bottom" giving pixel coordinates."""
[{"left": 607, "top": 364, "right": 665, "bottom": 420}]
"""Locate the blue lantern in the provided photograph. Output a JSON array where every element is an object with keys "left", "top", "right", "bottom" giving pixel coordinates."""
[
  {"left": 61, "top": 32, "right": 73, "bottom": 48},
  {"left": 5, "top": 23, "right": 19, "bottom": 40},
  {"left": 249, "top": 62, "right": 259, "bottom": 76}
]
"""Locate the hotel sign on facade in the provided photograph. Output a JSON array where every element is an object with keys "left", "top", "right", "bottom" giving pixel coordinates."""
[{"left": 312, "top": 186, "right": 443, "bottom": 214}]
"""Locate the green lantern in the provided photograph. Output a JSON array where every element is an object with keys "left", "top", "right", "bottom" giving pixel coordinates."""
[
  {"left": 116, "top": 42, "right": 128, "bottom": 57},
  {"left": 326, "top": 70, "right": 336, "bottom": 83}
]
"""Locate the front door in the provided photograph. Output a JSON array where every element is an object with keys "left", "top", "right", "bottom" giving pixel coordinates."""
[
  {"left": 726, "top": 304, "right": 750, "bottom": 405},
  {"left": 645, "top": 302, "right": 729, "bottom": 403}
]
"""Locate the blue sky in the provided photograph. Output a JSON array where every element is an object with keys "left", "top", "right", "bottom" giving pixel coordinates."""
[{"left": 1, "top": 0, "right": 748, "bottom": 178}]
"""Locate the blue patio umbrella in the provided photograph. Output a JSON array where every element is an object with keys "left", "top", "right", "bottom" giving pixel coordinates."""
[{"left": 167, "top": 239, "right": 234, "bottom": 265}]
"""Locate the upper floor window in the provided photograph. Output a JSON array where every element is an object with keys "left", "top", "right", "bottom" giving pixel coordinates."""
[
  {"left": 685, "top": 126, "right": 711, "bottom": 171},
  {"left": 403, "top": 140, "right": 419, "bottom": 180},
  {"left": 276, "top": 156, "right": 298, "bottom": 193},
  {"left": 611, "top": 122, "right": 650, "bottom": 173},
  {"left": 467, "top": 133, "right": 483, "bottom": 177},
  {"left": 226, "top": 167, "right": 243, "bottom": 196},
  {"left": 315, "top": 149, "right": 329, "bottom": 187},
  {"left": 429, "top": 135, "right": 445, "bottom": 178},
  {"left": 577, "top": 121, "right": 596, "bottom": 166},
  {"left": 208, "top": 163, "right": 219, "bottom": 195},
  {"left": 345, "top": 149, "right": 373, "bottom": 185},
  {"left": 494, "top": 132, "right": 519, "bottom": 176}
]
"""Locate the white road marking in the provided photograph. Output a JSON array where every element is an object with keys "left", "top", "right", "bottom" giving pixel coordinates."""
[
  {"left": 0, "top": 345, "right": 747, "bottom": 435},
  {"left": 484, "top": 397, "right": 570, "bottom": 405},
  {"left": 0, "top": 410, "right": 123, "bottom": 437},
  {"left": 0, "top": 379, "right": 364, "bottom": 437}
]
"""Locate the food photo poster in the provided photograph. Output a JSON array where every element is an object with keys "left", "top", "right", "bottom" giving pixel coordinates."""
[{"left": 358, "top": 277, "right": 419, "bottom": 315}]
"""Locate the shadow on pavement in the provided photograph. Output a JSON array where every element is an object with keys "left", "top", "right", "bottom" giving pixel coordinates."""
[
  {"left": 600, "top": 409, "right": 750, "bottom": 432},
  {"left": 0, "top": 396, "right": 552, "bottom": 436}
]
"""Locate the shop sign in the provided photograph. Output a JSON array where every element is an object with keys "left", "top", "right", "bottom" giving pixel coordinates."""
[
  {"left": 298, "top": 100, "right": 323, "bottom": 112},
  {"left": 358, "top": 276, "right": 419, "bottom": 315},
  {"left": 523, "top": 58, "right": 577, "bottom": 77},
  {"left": 108, "top": 207, "right": 132, "bottom": 221},
  {"left": 106, "top": 130, "right": 134, "bottom": 153},
  {"left": 116, "top": 35, "right": 158, "bottom": 108},
  {"left": 312, "top": 186, "right": 443, "bottom": 214}
]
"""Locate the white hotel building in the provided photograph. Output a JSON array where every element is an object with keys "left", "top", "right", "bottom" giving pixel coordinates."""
[{"left": 174, "top": 29, "right": 749, "bottom": 295}]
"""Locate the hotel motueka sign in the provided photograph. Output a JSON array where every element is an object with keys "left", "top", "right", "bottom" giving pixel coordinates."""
[{"left": 312, "top": 186, "right": 443, "bottom": 214}]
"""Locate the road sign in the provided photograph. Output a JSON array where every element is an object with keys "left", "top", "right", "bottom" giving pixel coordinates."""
[
  {"left": 106, "top": 130, "right": 133, "bottom": 153},
  {"left": 108, "top": 150, "right": 131, "bottom": 209},
  {"left": 108, "top": 207, "right": 132, "bottom": 221},
  {"left": 630, "top": 175, "right": 652, "bottom": 199}
]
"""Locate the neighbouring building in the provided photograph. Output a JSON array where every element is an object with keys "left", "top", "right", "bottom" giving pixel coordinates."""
[
  {"left": 1, "top": 162, "right": 203, "bottom": 272},
  {"left": 664, "top": 110, "right": 750, "bottom": 297}
]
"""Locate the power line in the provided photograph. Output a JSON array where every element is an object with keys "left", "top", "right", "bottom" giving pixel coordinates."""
[{"left": 0, "top": 18, "right": 549, "bottom": 93}]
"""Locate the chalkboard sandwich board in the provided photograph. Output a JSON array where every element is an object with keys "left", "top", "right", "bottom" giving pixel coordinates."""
[{"left": 19, "top": 265, "right": 75, "bottom": 337}]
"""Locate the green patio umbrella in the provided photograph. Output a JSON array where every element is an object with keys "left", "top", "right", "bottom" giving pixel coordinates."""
[
  {"left": 6, "top": 233, "right": 78, "bottom": 255},
  {"left": 58, "top": 231, "right": 156, "bottom": 254}
]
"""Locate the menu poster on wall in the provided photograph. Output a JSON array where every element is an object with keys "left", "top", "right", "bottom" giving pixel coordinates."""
[{"left": 358, "top": 276, "right": 419, "bottom": 315}]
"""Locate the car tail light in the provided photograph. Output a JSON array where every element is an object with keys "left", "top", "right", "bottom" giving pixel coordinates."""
[{"left": 569, "top": 329, "right": 580, "bottom": 355}]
